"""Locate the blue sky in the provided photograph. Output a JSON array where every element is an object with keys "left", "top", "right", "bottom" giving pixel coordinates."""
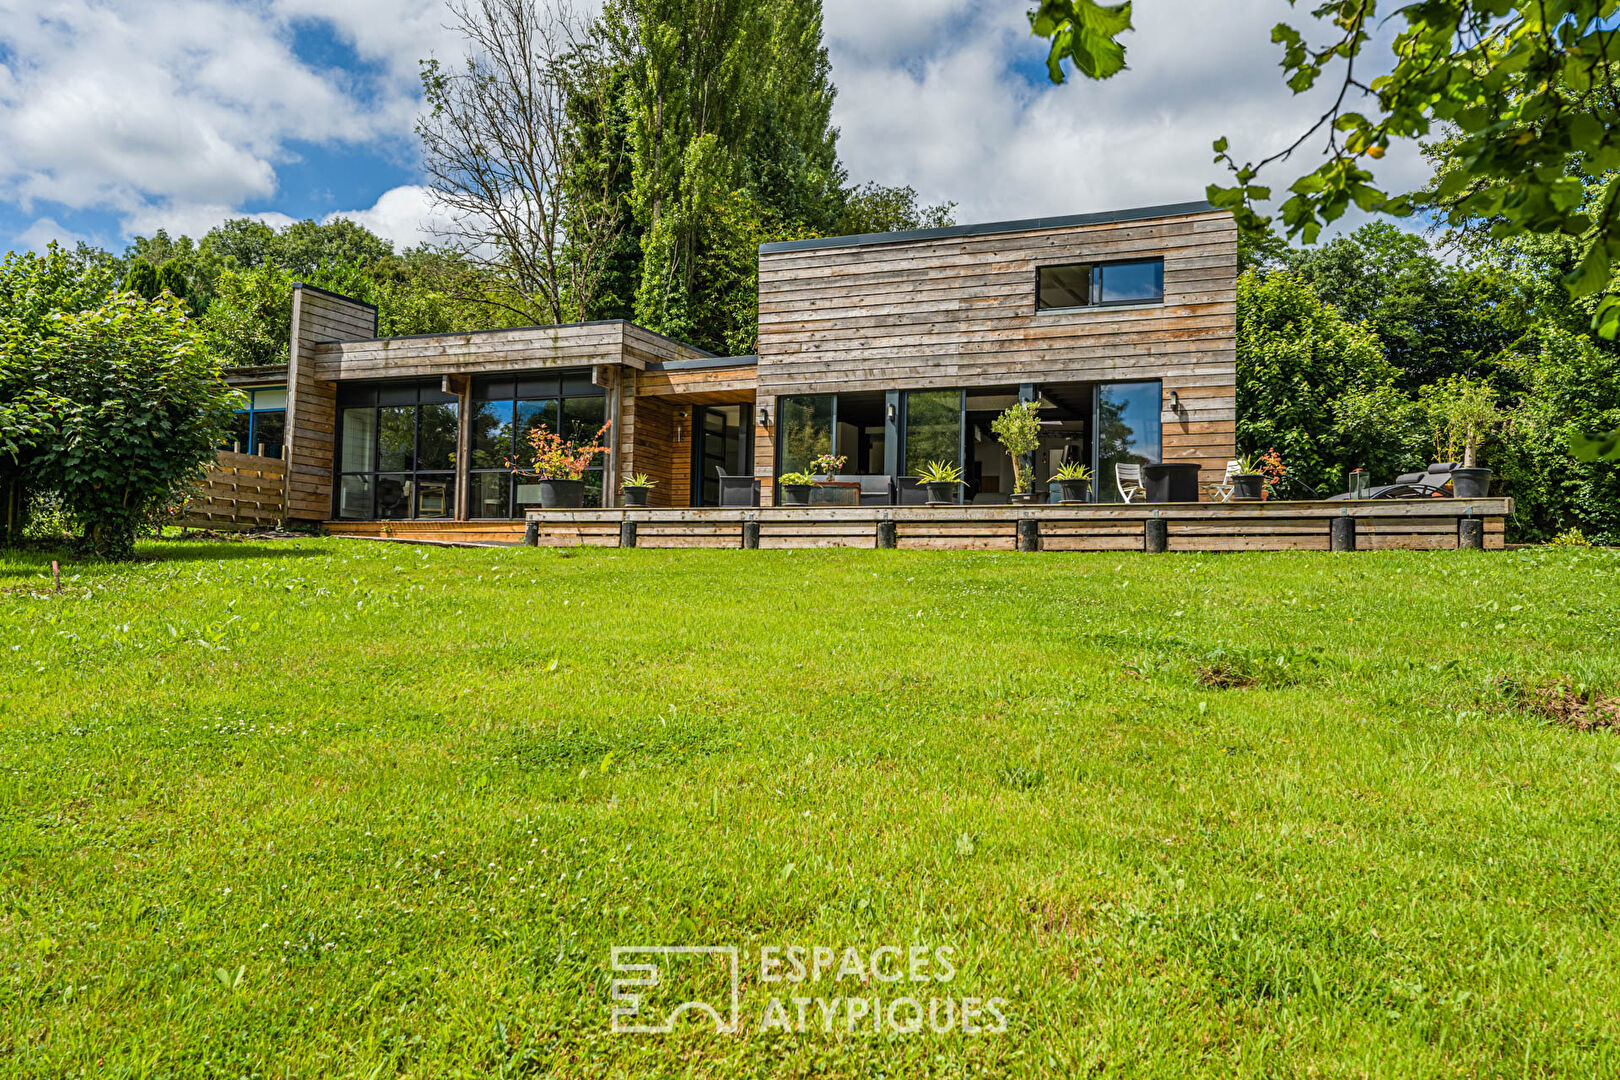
[{"left": 0, "top": 1, "right": 1425, "bottom": 257}]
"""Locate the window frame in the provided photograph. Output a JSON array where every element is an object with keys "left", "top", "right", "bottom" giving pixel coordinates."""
[
  {"left": 467, "top": 371, "right": 608, "bottom": 520},
  {"left": 226, "top": 385, "right": 289, "bottom": 458},
  {"left": 1035, "top": 257, "right": 1165, "bottom": 312},
  {"left": 333, "top": 380, "right": 461, "bottom": 521}
]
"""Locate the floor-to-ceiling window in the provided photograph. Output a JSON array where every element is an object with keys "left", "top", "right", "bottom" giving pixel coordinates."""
[
  {"left": 336, "top": 381, "right": 459, "bottom": 520},
  {"left": 903, "top": 389, "right": 964, "bottom": 475},
  {"left": 1095, "top": 381, "right": 1162, "bottom": 502},
  {"left": 693, "top": 405, "right": 750, "bottom": 506},
  {"left": 468, "top": 371, "right": 607, "bottom": 518},
  {"left": 225, "top": 387, "right": 287, "bottom": 458},
  {"left": 777, "top": 395, "right": 835, "bottom": 475}
]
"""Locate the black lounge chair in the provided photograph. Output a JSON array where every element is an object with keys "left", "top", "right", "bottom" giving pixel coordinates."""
[
  {"left": 1331, "top": 462, "right": 1458, "bottom": 500},
  {"left": 716, "top": 470, "right": 760, "bottom": 507}
]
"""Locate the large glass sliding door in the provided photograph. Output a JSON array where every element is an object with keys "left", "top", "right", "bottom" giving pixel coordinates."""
[
  {"left": 1095, "top": 381, "right": 1162, "bottom": 502},
  {"left": 692, "top": 405, "right": 751, "bottom": 506},
  {"left": 467, "top": 371, "right": 607, "bottom": 517},
  {"left": 778, "top": 395, "right": 835, "bottom": 476},
  {"left": 903, "top": 389, "right": 964, "bottom": 475},
  {"left": 336, "top": 381, "right": 459, "bottom": 520}
]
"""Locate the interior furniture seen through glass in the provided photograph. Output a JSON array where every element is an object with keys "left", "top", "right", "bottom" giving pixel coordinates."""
[
  {"left": 225, "top": 387, "right": 287, "bottom": 459},
  {"left": 1095, "top": 381, "right": 1162, "bottom": 502},
  {"left": 469, "top": 371, "right": 607, "bottom": 518},
  {"left": 336, "top": 381, "right": 459, "bottom": 520},
  {"left": 1038, "top": 259, "right": 1164, "bottom": 310}
]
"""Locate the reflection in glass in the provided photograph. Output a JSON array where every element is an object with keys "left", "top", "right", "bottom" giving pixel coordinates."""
[
  {"left": 414, "top": 474, "right": 454, "bottom": 518},
  {"left": 469, "top": 472, "right": 511, "bottom": 519},
  {"left": 418, "top": 403, "right": 459, "bottom": 470},
  {"left": 516, "top": 399, "right": 560, "bottom": 453},
  {"left": 472, "top": 401, "right": 515, "bottom": 469},
  {"left": 904, "top": 390, "right": 963, "bottom": 475},
  {"left": 1096, "top": 381, "right": 1162, "bottom": 502},
  {"left": 562, "top": 396, "right": 606, "bottom": 444},
  {"left": 337, "top": 475, "right": 373, "bottom": 520},
  {"left": 252, "top": 412, "right": 286, "bottom": 458},
  {"left": 341, "top": 408, "right": 377, "bottom": 472},
  {"left": 377, "top": 407, "right": 415, "bottom": 471},
  {"left": 779, "top": 395, "right": 834, "bottom": 475},
  {"left": 1098, "top": 260, "right": 1164, "bottom": 304},
  {"left": 375, "top": 475, "right": 412, "bottom": 519}
]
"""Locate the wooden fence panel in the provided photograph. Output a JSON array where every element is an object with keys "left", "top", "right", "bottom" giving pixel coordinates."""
[{"left": 178, "top": 451, "right": 286, "bottom": 530}]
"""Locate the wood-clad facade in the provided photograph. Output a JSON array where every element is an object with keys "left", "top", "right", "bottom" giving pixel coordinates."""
[{"left": 251, "top": 201, "right": 1240, "bottom": 524}]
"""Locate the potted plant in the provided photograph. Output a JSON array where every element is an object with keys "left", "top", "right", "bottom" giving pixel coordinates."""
[
  {"left": 510, "top": 422, "right": 611, "bottom": 509},
  {"left": 1424, "top": 376, "right": 1503, "bottom": 498},
  {"left": 777, "top": 471, "right": 815, "bottom": 506},
  {"left": 917, "top": 460, "right": 963, "bottom": 505},
  {"left": 1231, "top": 455, "right": 1265, "bottom": 501},
  {"left": 1053, "top": 461, "right": 1093, "bottom": 503},
  {"left": 990, "top": 401, "right": 1042, "bottom": 503},
  {"left": 809, "top": 453, "right": 847, "bottom": 481},
  {"left": 620, "top": 474, "right": 655, "bottom": 508}
]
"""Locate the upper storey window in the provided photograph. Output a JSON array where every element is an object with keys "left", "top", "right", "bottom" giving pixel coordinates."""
[{"left": 1037, "top": 258, "right": 1164, "bottom": 311}]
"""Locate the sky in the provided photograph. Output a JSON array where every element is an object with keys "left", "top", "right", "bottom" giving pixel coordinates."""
[{"left": 0, "top": 0, "right": 1431, "bottom": 257}]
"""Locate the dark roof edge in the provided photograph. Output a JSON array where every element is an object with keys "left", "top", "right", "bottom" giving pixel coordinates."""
[
  {"left": 291, "top": 282, "right": 380, "bottom": 314},
  {"left": 759, "top": 200, "right": 1223, "bottom": 255},
  {"left": 645, "top": 354, "right": 757, "bottom": 372},
  {"left": 313, "top": 318, "right": 713, "bottom": 357}
]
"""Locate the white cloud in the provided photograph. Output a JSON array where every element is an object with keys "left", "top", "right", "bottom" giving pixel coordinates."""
[
  {"left": 14, "top": 216, "right": 99, "bottom": 252},
  {"left": 323, "top": 185, "right": 442, "bottom": 250}
]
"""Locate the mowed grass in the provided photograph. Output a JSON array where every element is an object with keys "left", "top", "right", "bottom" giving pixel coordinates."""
[{"left": 2, "top": 539, "right": 1620, "bottom": 1079}]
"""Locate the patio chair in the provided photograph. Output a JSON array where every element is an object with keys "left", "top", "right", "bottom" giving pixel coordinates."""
[
  {"left": 1115, "top": 463, "right": 1146, "bottom": 503},
  {"left": 716, "top": 470, "right": 760, "bottom": 507},
  {"left": 1208, "top": 460, "right": 1240, "bottom": 503},
  {"left": 832, "top": 474, "right": 897, "bottom": 506},
  {"left": 1329, "top": 462, "right": 1458, "bottom": 500}
]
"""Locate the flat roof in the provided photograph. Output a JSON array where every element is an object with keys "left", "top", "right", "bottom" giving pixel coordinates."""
[
  {"left": 759, "top": 200, "right": 1221, "bottom": 255},
  {"left": 646, "top": 354, "right": 757, "bottom": 372}
]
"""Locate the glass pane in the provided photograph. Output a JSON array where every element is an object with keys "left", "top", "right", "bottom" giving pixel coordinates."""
[
  {"left": 904, "top": 390, "right": 963, "bottom": 475},
  {"left": 251, "top": 411, "right": 285, "bottom": 458},
  {"left": 414, "top": 474, "right": 455, "bottom": 519},
  {"left": 1038, "top": 264, "right": 1091, "bottom": 309},
  {"left": 562, "top": 396, "right": 607, "bottom": 446},
  {"left": 340, "top": 408, "right": 377, "bottom": 472},
  {"left": 1098, "top": 260, "right": 1164, "bottom": 304},
  {"left": 337, "top": 475, "right": 373, "bottom": 520},
  {"left": 779, "top": 395, "right": 834, "bottom": 475},
  {"left": 377, "top": 406, "right": 415, "bottom": 471},
  {"left": 251, "top": 388, "right": 287, "bottom": 411},
  {"left": 1096, "top": 381, "right": 1163, "bottom": 502},
  {"left": 514, "top": 481, "right": 544, "bottom": 513},
  {"left": 582, "top": 468, "right": 604, "bottom": 507},
  {"left": 418, "top": 402, "right": 459, "bottom": 470},
  {"left": 468, "top": 472, "right": 512, "bottom": 519},
  {"left": 472, "top": 401, "right": 515, "bottom": 470},
  {"left": 226, "top": 412, "right": 252, "bottom": 453},
  {"left": 376, "top": 475, "right": 412, "bottom": 519},
  {"left": 515, "top": 400, "right": 560, "bottom": 462}
]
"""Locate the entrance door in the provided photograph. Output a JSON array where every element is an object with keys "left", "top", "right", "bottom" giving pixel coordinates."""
[{"left": 691, "top": 405, "right": 751, "bottom": 506}]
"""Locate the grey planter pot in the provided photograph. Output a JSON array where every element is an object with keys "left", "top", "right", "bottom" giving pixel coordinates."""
[
  {"left": 779, "top": 483, "right": 813, "bottom": 507},
  {"left": 1231, "top": 474, "right": 1265, "bottom": 501},
  {"left": 621, "top": 487, "right": 650, "bottom": 508},
  {"left": 537, "top": 479, "right": 585, "bottom": 509},
  {"left": 1451, "top": 467, "right": 1492, "bottom": 499},
  {"left": 924, "top": 481, "right": 959, "bottom": 505},
  {"left": 1010, "top": 490, "right": 1041, "bottom": 505},
  {"left": 1057, "top": 479, "right": 1091, "bottom": 504}
]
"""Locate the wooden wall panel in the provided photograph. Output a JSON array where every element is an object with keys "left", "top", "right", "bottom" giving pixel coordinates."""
[
  {"left": 754, "top": 207, "right": 1238, "bottom": 494},
  {"left": 284, "top": 286, "right": 377, "bottom": 523},
  {"left": 310, "top": 321, "right": 704, "bottom": 382}
]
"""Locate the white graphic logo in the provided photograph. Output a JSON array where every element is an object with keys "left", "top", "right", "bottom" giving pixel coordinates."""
[{"left": 610, "top": 946, "right": 742, "bottom": 1034}]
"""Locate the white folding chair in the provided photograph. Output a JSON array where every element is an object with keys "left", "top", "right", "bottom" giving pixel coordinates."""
[
  {"left": 1211, "top": 460, "right": 1240, "bottom": 503},
  {"left": 1116, "top": 463, "right": 1145, "bottom": 503}
]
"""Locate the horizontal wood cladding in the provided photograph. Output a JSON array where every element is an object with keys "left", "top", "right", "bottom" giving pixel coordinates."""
[
  {"left": 178, "top": 451, "right": 287, "bottom": 530},
  {"left": 284, "top": 288, "right": 376, "bottom": 522},
  {"left": 636, "top": 365, "right": 759, "bottom": 401},
  {"left": 310, "top": 322, "right": 703, "bottom": 381},
  {"left": 756, "top": 209, "right": 1237, "bottom": 402}
]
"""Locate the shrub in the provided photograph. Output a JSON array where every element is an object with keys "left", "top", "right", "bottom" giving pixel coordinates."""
[{"left": 991, "top": 401, "right": 1042, "bottom": 493}]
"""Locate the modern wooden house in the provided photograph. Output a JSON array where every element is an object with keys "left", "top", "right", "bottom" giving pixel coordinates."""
[{"left": 231, "top": 200, "right": 1241, "bottom": 527}]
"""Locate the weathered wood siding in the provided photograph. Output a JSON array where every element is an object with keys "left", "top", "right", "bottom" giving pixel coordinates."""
[
  {"left": 623, "top": 384, "right": 692, "bottom": 508},
  {"left": 284, "top": 286, "right": 377, "bottom": 522},
  {"left": 309, "top": 322, "right": 706, "bottom": 382},
  {"left": 754, "top": 205, "right": 1238, "bottom": 489}
]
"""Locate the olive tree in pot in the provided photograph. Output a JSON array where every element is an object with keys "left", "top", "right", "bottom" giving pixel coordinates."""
[
  {"left": 511, "top": 422, "right": 611, "bottom": 508},
  {"left": 991, "top": 401, "right": 1043, "bottom": 503},
  {"left": 777, "top": 472, "right": 815, "bottom": 506},
  {"left": 620, "top": 474, "right": 655, "bottom": 507},
  {"left": 917, "top": 460, "right": 964, "bottom": 505},
  {"left": 1231, "top": 456, "right": 1265, "bottom": 501},
  {"left": 1053, "top": 461, "right": 1093, "bottom": 503},
  {"left": 1423, "top": 376, "right": 1504, "bottom": 498}
]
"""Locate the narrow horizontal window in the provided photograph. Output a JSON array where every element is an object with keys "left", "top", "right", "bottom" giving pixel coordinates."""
[{"left": 1037, "top": 258, "right": 1164, "bottom": 310}]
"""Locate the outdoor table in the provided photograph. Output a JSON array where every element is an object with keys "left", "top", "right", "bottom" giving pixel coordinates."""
[
  {"left": 809, "top": 481, "right": 861, "bottom": 506},
  {"left": 1142, "top": 462, "right": 1202, "bottom": 503}
]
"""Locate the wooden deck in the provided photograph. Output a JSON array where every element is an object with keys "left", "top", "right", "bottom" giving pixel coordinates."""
[{"left": 497, "top": 499, "right": 1513, "bottom": 553}]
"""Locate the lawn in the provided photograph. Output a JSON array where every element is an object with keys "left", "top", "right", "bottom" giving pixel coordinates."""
[{"left": 2, "top": 538, "right": 1618, "bottom": 1078}]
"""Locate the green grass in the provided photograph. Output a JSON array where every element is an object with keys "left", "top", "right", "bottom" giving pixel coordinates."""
[{"left": 3, "top": 539, "right": 1620, "bottom": 1078}]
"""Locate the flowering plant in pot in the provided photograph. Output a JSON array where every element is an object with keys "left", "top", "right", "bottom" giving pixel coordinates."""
[
  {"left": 509, "top": 422, "right": 610, "bottom": 509},
  {"left": 620, "top": 473, "right": 656, "bottom": 508},
  {"left": 1053, "top": 461, "right": 1093, "bottom": 503},
  {"left": 916, "top": 460, "right": 964, "bottom": 505},
  {"left": 1231, "top": 455, "right": 1265, "bottom": 501},
  {"left": 777, "top": 471, "right": 816, "bottom": 506},
  {"left": 1423, "top": 375, "right": 1503, "bottom": 498},
  {"left": 991, "top": 401, "right": 1042, "bottom": 502},
  {"left": 809, "top": 453, "right": 847, "bottom": 480}
]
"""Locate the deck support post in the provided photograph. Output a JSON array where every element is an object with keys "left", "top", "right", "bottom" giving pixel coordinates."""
[
  {"left": 877, "top": 520, "right": 897, "bottom": 549},
  {"left": 742, "top": 520, "right": 760, "bottom": 550},
  {"left": 1458, "top": 516, "right": 1484, "bottom": 550},
  {"left": 1017, "top": 519, "right": 1040, "bottom": 553},
  {"left": 1144, "top": 518, "right": 1168, "bottom": 554},
  {"left": 523, "top": 520, "right": 538, "bottom": 546},
  {"left": 1330, "top": 516, "right": 1356, "bottom": 552},
  {"left": 620, "top": 520, "right": 638, "bottom": 548}
]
